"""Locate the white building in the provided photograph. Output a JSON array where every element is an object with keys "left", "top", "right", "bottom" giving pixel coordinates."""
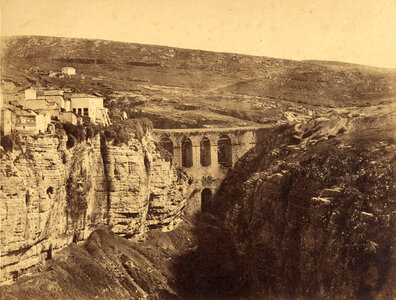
[
  {"left": 24, "top": 87, "right": 37, "bottom": 100},
  {"left": 69, "top": 94, "right": 111, "bottom": 126},
  {"left": 62, "top": 67, "right": 76, "bottom": 76}
]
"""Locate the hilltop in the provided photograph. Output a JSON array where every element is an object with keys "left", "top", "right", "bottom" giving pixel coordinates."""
[{"left": 2, "top": 35, "right": 396, "bottom": 128}]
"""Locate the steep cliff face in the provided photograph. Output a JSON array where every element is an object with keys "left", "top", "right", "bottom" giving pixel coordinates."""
[
  {"left": 102, "top": 134, "right": 189, "bottom": 236},
  {"left": 214, "top": 118, "right": 396, "bottom": 299},
  {"left": 0, "top": 131, "right": 189, "bottom": 283},
  {"left": 172, "top": 114, "right": 396, "bottom": 299}
]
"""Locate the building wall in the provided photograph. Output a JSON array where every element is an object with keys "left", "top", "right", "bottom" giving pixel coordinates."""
[
  {"left": 36, "top": 109, "right": 60, "bottom": 119},
  {"left": 62, "top": 67, "right": 76, "bottom": 75},
  {"left": 42, "top": 90, "right": 64, "bottom": 96},
  {"left": 14, "top": 114, "right": 38, "bottom": 134},
  {"left": 24, "top": 88, "right": 36, "bottom": 100},
  {"left": 1, "top": 110, "right": 13, "bottom": 135},
  {"left": 23, "top": 99, "right": 59, "bottom": 110},
  {"left": 35, "top": 114, "right": 51, "bottom": 133},
  {"left": 64, "top": 100, "right": 71, "bottom": 112},
  {"left": 59, "top": 111, "right": 78, "bottom": 125},
  {"left": 70, "top": 97, "right": 103, "bottom": 124},
  {"left": 38, "top": 95, "right": 65, "bottom": 109}
]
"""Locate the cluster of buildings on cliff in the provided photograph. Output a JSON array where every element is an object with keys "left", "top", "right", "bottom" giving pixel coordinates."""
[{"left": 1, "top": 86, "right": 111, "bottom": 135}]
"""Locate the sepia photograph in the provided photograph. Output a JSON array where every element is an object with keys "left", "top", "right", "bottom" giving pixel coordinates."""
[{"left": 0, "top": 0, "right": 395, "bottom": 299}]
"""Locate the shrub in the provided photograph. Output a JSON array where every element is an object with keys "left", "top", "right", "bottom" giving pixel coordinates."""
[
  {"left": 114, "top": 130, "right": 131, "bottom": 146},
  {"left": 62, "top": 123, "right": 86, "bottom": 142},
  {"left": 104, "top": 129, "right": 116, "bottom": 140},
  {"left": 101, "top": 118, "right": 153, "bottom": 145},
  {"left": 124, "top": 118, "right": 153, "bottom": 141},
  {"left": 86, "top": 126, "right": 94, "bottom": 139},
  {"left": 337, "top": 127, "right": 347, "bottom": 134},
  {"left": 66, "top": 134, "right": 76, "bottom": 149},
  {"left": 1, "top": 135, "right": 14, "bottom": 152}
]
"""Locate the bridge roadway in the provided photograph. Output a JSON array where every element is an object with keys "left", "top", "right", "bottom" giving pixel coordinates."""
[{"left": 152, "top": 125, "right": 272, "bottom": 213}]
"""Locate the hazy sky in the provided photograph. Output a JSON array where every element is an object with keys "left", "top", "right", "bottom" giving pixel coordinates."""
[{"left": 1, "top": 0, "right": 396, "bottom": 68}]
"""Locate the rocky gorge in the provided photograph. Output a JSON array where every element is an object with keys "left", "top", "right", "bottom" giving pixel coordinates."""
[
  {"left": 176, "top": 111, "right": 396, "bottom": 299},
  {"left": 1, "top": 35, "right": 396, "bottom": 299},
  {"left": 1, "top": 108, "right": 395, "bottom": 299},
  {"left": 0, "top": 126, "right": 189, "bottom": 283}
]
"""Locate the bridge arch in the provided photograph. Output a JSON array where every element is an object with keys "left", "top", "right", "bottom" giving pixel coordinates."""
[
  {"left": 201, "top": 188, "right": 212, "bottom": 212},
  {"left": 181, "top": 136, "right": 193, "bottom": 168},
  {"left": 218, "top": 135, "right": 232, "bottom": 167},
  {"left": 159, "top": 136, "right": 174, "bottom": 156},
  {"left": 200, "top": 136, "right": 211, "bottom": 166}
]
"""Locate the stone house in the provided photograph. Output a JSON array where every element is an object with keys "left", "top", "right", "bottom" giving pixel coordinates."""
[
  {"left": 62, "top": 67, "right": 76, "bottom": 76},
  {"left": 20, "top": 88, "right": 62, "bottom": 119},
  {"left": 1, "top": 106, "right": 51, "bottom": 135},
  {"left": 14, "top": 110, "right": 48, "bottom": 134},
  {"left": 68, "top": 94, "right": 111, "bottom": 126},
  {"left": 17, "top": 88, "right": 110, "bottom": 128}
]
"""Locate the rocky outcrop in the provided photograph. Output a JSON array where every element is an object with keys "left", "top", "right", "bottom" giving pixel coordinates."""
[
  {"left": 171, "top": 117, "right": 395, "bottom": 299},
  {"left": 214, "top": 121, "right": 396, "bottom": 299},
  {"left": 102, "top": 134, "right": 189, "bottom": 236},
  {"left": 0, "top": 131, "right": 189, "bottom": 283},
  {"left": 0, "top": 224, "right": 196, "bottom": 300}
]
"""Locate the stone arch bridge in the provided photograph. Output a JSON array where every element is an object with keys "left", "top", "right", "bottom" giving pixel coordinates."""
[{"left": 153, "top": 126, "right": 271, "bottom": 213}]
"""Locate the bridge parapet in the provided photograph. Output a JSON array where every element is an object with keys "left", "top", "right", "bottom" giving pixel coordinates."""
[{"left": 152, "top": 126, "right": 272, "bottom": 213}]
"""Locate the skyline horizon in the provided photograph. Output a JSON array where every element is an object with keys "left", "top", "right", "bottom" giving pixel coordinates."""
[
  {"left": 3, "top": 33, "right": 396, "bottom": 71},
  {"left": 1, "top": 0, "right": 395, "bottom": 69}
]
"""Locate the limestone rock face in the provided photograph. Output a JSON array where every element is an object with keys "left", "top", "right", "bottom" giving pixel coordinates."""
[
  {"left": 214, "top": 123, "right": 396, "bottom": 299},
  {"left": 103, "top": 134, "right": 189, "bottom": 236},
  {"left": 0, "top": 132, "right": 188, "bottom": 282}
]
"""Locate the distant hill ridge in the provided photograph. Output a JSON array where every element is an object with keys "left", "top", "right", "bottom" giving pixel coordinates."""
[{"left": 2, "top": 35, "right": 396, "bottom": 107}]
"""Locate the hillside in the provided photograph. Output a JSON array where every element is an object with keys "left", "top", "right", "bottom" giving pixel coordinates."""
[{"left": 2, "top": 35, "right": 396, "bottom": 128}]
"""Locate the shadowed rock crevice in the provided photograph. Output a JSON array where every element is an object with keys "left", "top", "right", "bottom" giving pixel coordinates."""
[{"left": 172, "top": 122, "right": 396, "bottom": 299}]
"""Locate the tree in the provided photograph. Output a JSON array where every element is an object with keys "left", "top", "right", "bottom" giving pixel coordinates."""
[{"left": 1, "top": 135, "right": 14, "bottom": 152}]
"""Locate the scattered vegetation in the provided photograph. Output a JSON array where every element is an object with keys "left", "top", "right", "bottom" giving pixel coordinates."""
[
  {"left": 103, "top": 118, "right": 152, "bottom": 145},
  {"left": 66, "top": 165, "right": 91, "bottom": 226},
  {"left": 154, "top": 141, "right": 173, "bottom": 162},
  {"left": 66, "top": 134, "right": 76, "bottom": 149},
  {"left": 62, "top": 123, "right": 86, "bottom": 142},
  {"left": 1, "top": 135, "right": 14, "bottom": 152}
]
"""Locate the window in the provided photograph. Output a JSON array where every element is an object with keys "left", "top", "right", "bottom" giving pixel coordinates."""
[
  {"left": 73, "top": 108, "right": 76, "bottom": 113},
  {"left": 78, "top": 108, "right": 82, "bottom": 115},
  {"left": 218, "top": 135, "right": 232, "bottom": 167},
  {"left": 200, "top": 137, "right": 211, "bottom": 166},
  {"left": 182, "top": 137, "right": 193, "bottom": 168},
  {"left": 159, "top": 136, "right": 174, "bottom": 156},
  {"left": 83, "top": 108, "right": 88, "bottom": 116}
]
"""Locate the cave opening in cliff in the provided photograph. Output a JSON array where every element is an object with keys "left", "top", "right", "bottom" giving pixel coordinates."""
[
  {"left": 46, "top": 186, "right": 54, "bottom": 197},
  {"left": 160, "top": 136, "right": 174, "bottom": 156},
  {"left": 218, "top": 135, "right": 232, "bottom": 167},
  {"left": 201, "top": 188, "right": 212, "bottom": 212},
  {"left": 200, "top": 137, "right": 211, "bottom": 166},
  {"left": 182, "top": 136, "right": 193, "bottom": 168},
  {"left": 25, "top": 191, "right": 30, "bottom": 206}
]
